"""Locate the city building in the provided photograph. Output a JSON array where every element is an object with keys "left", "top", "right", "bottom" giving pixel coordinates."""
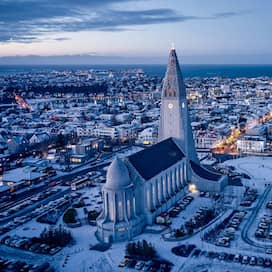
[
  {"left": 96, "top": 48, "right": 227, "bottom": 243},
  {"left": 195, "top": 131, "right": 221, "bottom": 150},
  {"left": 136, "top": 127, "right": 157, "bottom": 145},
  {"left": 237, "top": 135, "right": 266, "bottom": 154}
]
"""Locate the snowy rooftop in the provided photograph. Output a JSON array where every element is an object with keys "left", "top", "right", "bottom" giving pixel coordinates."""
[{"left": 2, "top": 166, "right": 46, "bottom": 183}]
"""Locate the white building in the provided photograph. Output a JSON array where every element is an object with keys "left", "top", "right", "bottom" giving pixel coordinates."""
[
  {"left": 136, "top": 127, "right": 157, "bottom": 145},
  {"left": 76, "top": 126, "right": 95, "bottom": 137},
  {"left": 92, "top": 126, "right": 119, "bottom": 140},
  {"left": 237, "top": 135, "right": 266, "bottom": 153},
  {"left": 195, "top": 131, "right": 220, "bottom": 150},
  {"left": 96, "top": 48, "right": 227, "bottom": 243},
  {"left": 115, "top": 124, "right": 137, "bottom": 141}
]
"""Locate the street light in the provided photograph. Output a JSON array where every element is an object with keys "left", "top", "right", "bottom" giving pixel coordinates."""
[{"left": 189, "top": 183, "right": 198, "bottom": 193}]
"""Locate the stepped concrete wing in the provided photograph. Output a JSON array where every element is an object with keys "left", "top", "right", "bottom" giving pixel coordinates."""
[{"left": 190, "top": 160, "right": 222, "bottom": 181}]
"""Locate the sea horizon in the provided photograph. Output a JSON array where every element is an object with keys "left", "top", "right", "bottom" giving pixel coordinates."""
[{"left": 0, "top": 63, "right": 272, "bottom": 78}]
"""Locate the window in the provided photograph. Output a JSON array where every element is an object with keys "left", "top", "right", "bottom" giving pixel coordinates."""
[
  {"left": 127, "top": 199, "right": 131, "bottom": 219},
  {"left": 118, "top": 200, "right": 123, "bottom": 221},
  {"left": 152, "top": 183, "right": 156, "bottom": 207},
  {"left": 109, "top": 194, "right": 115, "bottom": 221}
]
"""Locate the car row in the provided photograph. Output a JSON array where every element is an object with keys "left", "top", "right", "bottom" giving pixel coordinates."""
[
  {"left": 240, "top": 187, "right": 258, "bottom": 207},
  {"left": 0, "top": 214, "right": 32, "bottom": 235},
  {"left": 0, "top": 192, "right": 74, "bottom": 236},
  {"left": 217, "top": 210, "right": 246, "bottom": 247},
  {"left": 156, "top": 195, "right": 194, "bottom": 225},
  {"left": 204, "top": 210, "right": 247, "bottom": 247},
  {"left": 255, "top": 214, "right": 272, "bottom": 239},
  {"left": 36, "top": 199, "right": 70, "bottom": 224},
  {"left": 199, "top": 191, "right": 221, "bottom": 201},
  {"left": 173, "top": 206, "right": 215, "bottom": 239},
  {"left": 0, "top": 235, "right": 61, "bottom": 255},
  {"left": 194, "top": 250, "right": 272, "bottom": 268},
  {"left": 0, "top": 257, "right": 54, "bottom": 272},
  {"left": 169, "top": 195, "right": 194, "bottom": 217},
  {"left": 0, "top": 188, "right": 61, "bottom": 219},
  {"left": 118, "top": 258, "right": 172, "bottom": 272},
  {"left": 266, "top": 201, "right": 272, "bottom": 209}
]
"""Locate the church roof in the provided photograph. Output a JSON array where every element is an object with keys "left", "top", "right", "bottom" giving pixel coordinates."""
[
  {"left": 190, "top": 160, "right": 222, "bottom": 181},
  {"left": 105, "top": 157, "right": 132, "bottom": 190},
  {"left": 128, "top": 138, "right": 184, "bottom": 180}
]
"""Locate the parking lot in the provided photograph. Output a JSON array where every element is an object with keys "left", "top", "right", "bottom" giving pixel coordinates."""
[
  {"left": 254, "top": 200, "right": 272, "bottom": 240},
  {"left": 118, "top": 257, "right": 172, "bottom": 272},
  {"left": 162, "top": 193, "right": 220, "bottom": 241},
  {"left": 240, "top": 187, "right": 258, "bottom": 207},
  {"left": 0, "top": 257, "right": 54, "bottom": 272},
  {"left": 1, "top": 234, "right": 62, "bottom": 255},
  {"left": 204, "top": 210, "right": 247, "bottom": 247},
  {"left": 176, "top": 245, "right": 272, "bottom": 271}
]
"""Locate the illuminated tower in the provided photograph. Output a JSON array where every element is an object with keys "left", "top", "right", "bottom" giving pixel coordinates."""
[{"left": 158, "top": 48, "right": 198, "bottom": 164}]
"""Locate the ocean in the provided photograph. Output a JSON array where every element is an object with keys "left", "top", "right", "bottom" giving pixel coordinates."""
[{"left": 0, "top": 64, "right": 271, "bottom": 78}]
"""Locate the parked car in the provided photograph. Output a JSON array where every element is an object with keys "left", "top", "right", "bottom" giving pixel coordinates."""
[
  {"left": 135, "top": 261, "right": 145, "bottom": 270},
  {"left": 233, "top": 254, "right": 241, "bottom": 263},
  {"left": 241, "top": 255, "right": 249, "bottom": 264},
  {"left": 249, "top": 256, "right": 256, "bottom": 266}
]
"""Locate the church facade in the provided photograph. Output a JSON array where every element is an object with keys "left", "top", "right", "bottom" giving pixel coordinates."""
[{"left": 96, "top": 48, "right": 227, "bottom": 243}]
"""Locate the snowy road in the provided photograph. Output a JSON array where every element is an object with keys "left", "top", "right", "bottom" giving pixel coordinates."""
[{"left": 241, "top": 186, "right": 272, "bottom": 249}]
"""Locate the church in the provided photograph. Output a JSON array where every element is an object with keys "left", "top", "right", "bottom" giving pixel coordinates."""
[{"left": 96, "top": 48, "right": 228, "bottom": 243}]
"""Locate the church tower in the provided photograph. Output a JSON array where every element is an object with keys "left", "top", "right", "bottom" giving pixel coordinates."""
[{"left": 158, "top": 48, "right": 198, "bottom": 164}]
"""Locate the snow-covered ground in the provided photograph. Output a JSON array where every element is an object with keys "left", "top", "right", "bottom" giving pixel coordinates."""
[
  {"left": 3, "top": 156, "right": 272, "bottom": 271},
  {"left": 223, "top": 156, "right": 272, "bottom": 188},
  {"left": 222, "top": 156, "right": 272, "bottom": 251}
]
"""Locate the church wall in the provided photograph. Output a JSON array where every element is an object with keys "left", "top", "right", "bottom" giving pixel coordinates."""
[
  {"left": 190, "top": 170, "right": 228, "bottom": 192},
  {"left": 159, "top": 98, "right": 183, "bottom": 143},
  {"left": 143, "top": 159, "right": 186, "bottom": 224},
  {"left": 96, "top": 183, "right": 146, "bottom": 243}
]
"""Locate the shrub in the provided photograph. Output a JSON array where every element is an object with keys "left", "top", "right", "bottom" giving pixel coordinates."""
[
  {"left": 39, "top": 225, "right": 73, "bottom": 247},
  {"left": 63, "top": 208, "right": 77, "bottom": 224},
  {"left": 126, "top": 240, "right": 156, "bottom": 259},
  {"left": 88, "top": 210, "right": 100, "bottom": 221}
]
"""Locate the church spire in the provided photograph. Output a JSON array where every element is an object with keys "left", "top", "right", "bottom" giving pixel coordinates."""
[
  {"left": 158, "top": 48, "right": 198, "bottom": 165},
  {"left": 162, "top": 48, "right": 186, "bottom": 99}
]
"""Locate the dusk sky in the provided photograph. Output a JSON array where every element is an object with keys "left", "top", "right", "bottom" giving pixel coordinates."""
[{"left": 0, "top": 0, "right": 271, "bottom": 64}]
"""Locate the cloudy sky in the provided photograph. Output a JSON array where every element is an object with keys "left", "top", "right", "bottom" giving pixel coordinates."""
[{"left": 0, "top": 0, "right": 271, "bottom": 64}]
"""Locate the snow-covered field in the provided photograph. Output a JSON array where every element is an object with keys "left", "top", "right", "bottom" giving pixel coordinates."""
[{"left": 223, "top": 156, "right": 272, "bottom": 188}]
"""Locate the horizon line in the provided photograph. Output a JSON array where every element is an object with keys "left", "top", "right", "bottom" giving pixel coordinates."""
[{"left": 0, "top": 63, "right": 272, "bottom": 66}]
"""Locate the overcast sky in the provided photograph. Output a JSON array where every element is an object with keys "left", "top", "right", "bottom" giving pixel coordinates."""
[{"left": 0, "top": 0, "right": 271, "bottom": 64}]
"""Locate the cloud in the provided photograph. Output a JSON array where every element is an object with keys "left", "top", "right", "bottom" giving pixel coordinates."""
[
  {"left": 53, "top": 37, "right": 70, "bottom": 42},
  {"left": 212, "top": 10, "right": 251, "bottom": 19},
  {"left": 0, "top": 0, "right": 250, "bottom": 43}
]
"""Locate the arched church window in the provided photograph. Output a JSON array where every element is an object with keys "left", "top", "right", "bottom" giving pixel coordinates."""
[
  {"left": 133, "top": 195, "right": 137, "bottom": 215},
  {"left": 118, "top": 200, "right": 123, "bottom": 221},
  {"left": 152, "top": 183, "right": 156, "bottom": 208},
  {"left": 126, "top": 198, "right": 131, "bottom": 219},
  {"left": 109, "top": 194, "right": 115, "bottom": 221}
]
